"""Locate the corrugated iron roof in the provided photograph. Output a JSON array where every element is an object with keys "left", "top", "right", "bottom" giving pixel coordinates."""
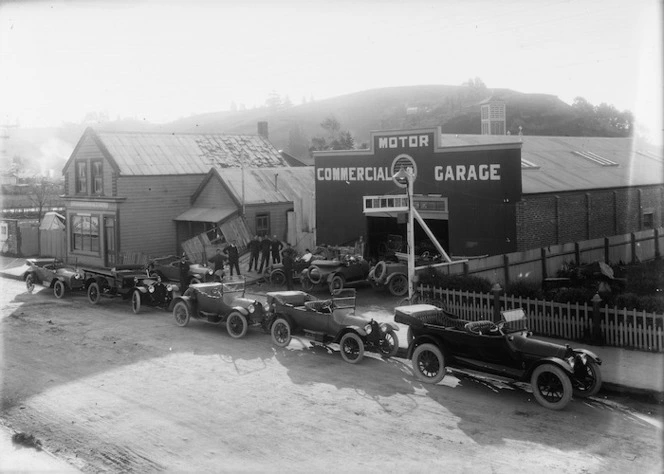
[
  {"left": 94, "top": 130, "right": 287, "bottom": 175},
  {"left": 217, "top": 167, "right": 315, "bottom": 205},
  {"left": 440, "top": 134, "right": 663, "bottom": 194}
]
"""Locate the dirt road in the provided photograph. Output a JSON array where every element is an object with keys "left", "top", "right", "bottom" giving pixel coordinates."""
[{"left": 1, "top": 278, "right": 662, "bottom": 473}]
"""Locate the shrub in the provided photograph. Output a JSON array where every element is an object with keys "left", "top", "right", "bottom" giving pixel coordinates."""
[
  {"left": 505, "top": 279, "right": 544, "bottom": 299},
  {"left": 417, "top": 267, "right": 492, "bottom": 293}
]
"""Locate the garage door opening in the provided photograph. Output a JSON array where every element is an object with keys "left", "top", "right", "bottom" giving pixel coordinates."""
[{"left": 366, "top": 216, "right": 449, "bottom": 263}]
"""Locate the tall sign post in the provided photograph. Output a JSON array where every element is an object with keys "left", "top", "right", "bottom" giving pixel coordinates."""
[{"left": 393, "top": 167, "right": 416, "bottom": 301}]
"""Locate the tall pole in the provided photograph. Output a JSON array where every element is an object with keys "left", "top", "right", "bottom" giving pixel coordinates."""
[{"left": 407, "top": 169, "right": 415, "bottom": 301}]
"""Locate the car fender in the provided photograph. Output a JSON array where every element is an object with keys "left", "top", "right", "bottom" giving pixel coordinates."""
[
  {"left": 527, "top": 357, "right": 575, "bottom": 379},
  {"left": 408, "top": 333, "right": 446, "bottom": 359},
  {"left": 380, "top": 321, "right": 400, "bottom": 332},
  {"left": 135, "top": 286, "right": 148, "bottom": 294},
  {"left": 333, "top": 326, "right": 365, "bottom": 343},
  {"left": 231, "top": 305, "right": 250, "bottom": 316},
  {"left": 172, "top": 295, "right": 194, "bottom": 311},
  {"left": 268, "top": 311, "right": 294, "bottom": 330},
  {"left": 573, "top": 348, "right": 602, "bottom": 365}
]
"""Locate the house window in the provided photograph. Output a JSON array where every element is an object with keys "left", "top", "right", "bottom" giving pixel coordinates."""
[
  {"left": 72, "top": 215, "right": 100, "bottom": 252},
  {"left": 643, "top": 211, "right": 654, "bottom": 229},
  {"left": 256, "top": 214, "right": 270, "bottom": 236},
  {"left": 75, "top": 161, "right": 87, "bottom": 194},
  {"left": 91, "top": 160, "right": 103, "bottom": 195}
]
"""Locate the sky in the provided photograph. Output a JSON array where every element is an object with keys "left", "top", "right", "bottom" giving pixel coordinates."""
[{"left": 0, "top": 0, "right": 662, "bottom": 142}]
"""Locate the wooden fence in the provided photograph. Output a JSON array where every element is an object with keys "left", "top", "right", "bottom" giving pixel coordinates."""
[
  {"left": 419, "top": 285, "right": 664, "bottom": 353},
  {"left": 435, "top": 227, "right": 663, "bottom": 287}
]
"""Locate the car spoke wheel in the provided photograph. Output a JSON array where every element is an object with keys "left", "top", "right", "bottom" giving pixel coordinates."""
[
  {"left": 25, "top": 274, "right": 35, "bottom": 293},
  {"left": 271, "top": 318, "right": 291, "bottom": 347},
  {"left": 226, "top": 311, "right": 248, "bottom": 339},
  {"left": 53, "top": 280, "right": 66, "bottom": 299},
  {"left": 573, "top": 359, "right": 603, "bottom": 398},
  {"left": 301, "top": 277, "right": 314, "bottom": 292},
  {"left": 378, "top": 328, "right": 400, "bottom": 358},
  {"left": 531, "top": 363, "right": 573, "bottom": 410},
  {"left": 388, "top": 274, "right": 408, "bottom": 296},
  {"left": 373, "top": 261, "right": 387, "bottom": 282},
  {"left": 329, "top": 275, "right": 345, "bottom": 295},
  {"left": 270, "top": 271, "right": 286, "bottom": 286},
  {"left": 87, "top": 282, "right": 101, "bottom": 305},
  {"left": 339, "top": 332, "right": 364, "bottom": 364},
  {"left": 173, "top": 301, "right": 190, "bottom": 327},
  {"left": 412, "top": 343, "right": 446, "bottom": 384},
  {"left": 131, "top": 290, "right": 142, "bottom": 314}
]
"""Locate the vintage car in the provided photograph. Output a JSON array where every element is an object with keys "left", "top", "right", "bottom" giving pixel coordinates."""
[
  {"left": 24, "top": 257, "right": 85, "bottom": 298},
  {"left": 263, "top": 247, "right": 329, "bottom": 285},
  {"left": 83, "top": 265, "right": 175, "bottom": 313},
  {"left": 300, "top": 254, "right": 371, "bottom": 294},
  {"left": 147, "top": 255, "right": 220, "bottom": 285},
  {"left": 395, "top": 304, "right": 603, "bottom": 410},
  {"left": 369, "top": 252, "right": 443, "bottom": 297},
  {"left": 265, "top": 289, "right": 399, "bottom": 364},
  {"left": 171, "top": 278, "right": 267, "bottom": 338}
]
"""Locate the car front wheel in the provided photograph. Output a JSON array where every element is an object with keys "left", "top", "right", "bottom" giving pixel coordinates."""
[
  {"left": 340, "top": 332, "right": 364, "bottom": 364},
  {"left": 87, "top": 282, "right": 101, "bottom": 305},
  {"left": 131, "top": 290, "right": 142, "bottom": 314},
  {"left": 173, "top": 301, "right": 190, "bottom": 327},
  {"left": 412, "top": 343, "right": 446, "bottom": 384},
  {"left": 388, "top": 274, "right": 408, "bottom": 296},
  {"left": 53, "top": 280, "right": 66, "bottom": 299},
  {"left": 378, "top": 328, "right": 399, "bottom": 358},
  {"left": 226, "top": 311, "right": 248, "bottom": 339},
  {"left": 270, "top": 270, "right": 286, "bottom": 286},
  {"left": 573, "top": 359, "right": 603, "bottom": 398},
  {"left": 271, "top": 318, "right": 291, "bottom": 347},
  {"left": 25, "top": 274, "right": 35, "bottom": 293},
  {"left": 531, "top": 363, "right": 573, "bottom": 410}
]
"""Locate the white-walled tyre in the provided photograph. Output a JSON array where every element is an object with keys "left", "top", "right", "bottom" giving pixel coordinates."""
[
  {"left": 131, "top": 290, "right": 142, "bottom": 314},
  {"left": 226, "top": 311, "right": 248, "bottom": 339},
  {"left": 25, "top": 274, "right": 35, "bottom": 293},
  {"left": 412, "top": 343, "right": 446, "bottom": 384},
  {"left": 531, "top": 364, "right": 573, "bottom": 410},
  {"left": 53, "top": 280, "right": 66, "bottom": 299},
  {"left": 271, "top": 318, "right": 292, "bottom": 347},
  {"left": 173, "top": 301, "right": 191, "bottom": 327},
  {"left": 340, "top": 332, "right": 364, "bottom": 364},
  {"left": 87, "top": 282, "right": 101, "bottom": 305}
]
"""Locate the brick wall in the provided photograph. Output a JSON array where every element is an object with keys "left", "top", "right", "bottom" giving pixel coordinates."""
[{"left": 517, "top": 184, "right": 664, "bottom": 250}]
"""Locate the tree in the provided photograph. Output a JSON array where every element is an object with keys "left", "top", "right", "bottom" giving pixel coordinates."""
[
  {"left": 265, "top": 90, "right": 282, "bottom": 110},
  {"left": 28, "top": 176, "right": 58, "bottom": 224},
  {"left": 309, "top": 116, "right": 357, "bottom": 156}
]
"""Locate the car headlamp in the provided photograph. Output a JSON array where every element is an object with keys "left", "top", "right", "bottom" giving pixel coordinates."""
[
  {"left": 248, "top": 304, "right": 255, "bottom": 313},
  {"left": 148, "top": 285, "right": 155, "bottom": 293},
  {"left": 166, "top": 284, "right": 173, "bottom": 292},
  {"left": 381, "top": 324, "right": 388, "bottom": 333},
  {"left": 74, "top": 273, "right": 81, "bottom": 279},
  {"left": 364, "top": 323, "right": 373, "bottom": 334},
  {"left": 208, "top": 270, "right": 213, "bottom": 275}
]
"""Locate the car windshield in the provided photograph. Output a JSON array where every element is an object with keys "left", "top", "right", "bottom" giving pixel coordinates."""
[
  {"left": 222, "top": 279, "right": 245, "bottom": 294},
  {"left": 500, "top": 308, "right": 528, "bottom": 331}
]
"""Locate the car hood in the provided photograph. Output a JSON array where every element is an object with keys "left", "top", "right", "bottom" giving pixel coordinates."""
[{"left": 508, "top": 333, "right": 570, "bottom": 359}]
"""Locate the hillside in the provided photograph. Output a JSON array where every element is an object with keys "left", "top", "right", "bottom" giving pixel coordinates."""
[{"left": 2, "top": 84, "right": 632, "bottom": 175}]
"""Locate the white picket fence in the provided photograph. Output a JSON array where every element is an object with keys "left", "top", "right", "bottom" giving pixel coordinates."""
[{"left": 419, "top": 285, "right": 664, "bottom": 353}]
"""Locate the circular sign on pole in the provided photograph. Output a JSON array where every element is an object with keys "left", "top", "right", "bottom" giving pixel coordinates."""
[{"left": 391, "top": 154, "right": 417, "bottom": 188}]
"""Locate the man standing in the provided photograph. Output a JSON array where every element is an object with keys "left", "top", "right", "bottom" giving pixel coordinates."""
[
  {"left": 258, "top": 235, "right": 271, "bottom": 273},
  {"left": 179, "top": 253, "right": 191, "bottom": 291},
  {"left": 247, "top": 235, "right": 260, "bottom": 272},
  {"left": 223, "top": 240, "right": 241, "bottom": 277},
  {"left": 281, "top": 242, "right": 298, "bottom": 290},
  {"left": 208, "top": 248, "right": 226, "bottom": 280},
  {"left": 271, "top": 235, "right": 284, "bottom": 264}
]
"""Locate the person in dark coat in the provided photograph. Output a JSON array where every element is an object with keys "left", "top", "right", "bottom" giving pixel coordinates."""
[
  {"left": 223, "top": 240, "right": 240, "bottom": 277},
  {"left": 281, "top": 242, "right": 298, "bottom": 290},
  {"left": 179, "top": 253, "right": 191, "bottom": 291},
  {"left": 271, "top": 235, "right": 284, "bottom": 264},
  {"left": 208, "top": 248, "right": 227, "bottom": 280},
  {"left": 258, "top": 235, "right": 271, "bottom": 273},
  {"left": 247, "top": 235, "right": 260, "bottom": 272}
]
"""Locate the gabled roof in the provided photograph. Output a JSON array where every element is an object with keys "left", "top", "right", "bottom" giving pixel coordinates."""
[
  {"left": 67, "top": 128, "right": 288, "bottom": 176},
  {"left": 214, "top": 167, "right": 315, "bottom": 205},
  {"left": 440, "top": 134, "right": 663, "bottom": 194}
]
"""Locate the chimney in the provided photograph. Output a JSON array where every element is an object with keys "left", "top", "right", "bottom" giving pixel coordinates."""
[{"left": 257, "top": 121, "right": 268, "bottom": 139}]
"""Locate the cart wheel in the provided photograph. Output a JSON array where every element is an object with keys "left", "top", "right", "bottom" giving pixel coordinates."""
[
  {"left": 87, "top": 282, "right": 101, "bottom": 305},
  {"left": 25, "top": 273, "right": 35, "bottom": 293},
  {"left": 131, "top": 290, "right": 142, "bottom": 314},
  {"left": 226, "top": 311, "right": 248, "bottom": 339},
  {"left": 173, "top": 301, "right": 190, "bottom": 327},
  {"left": 388, "top": 274, "right": 408, "bottom": 297},
  {"left": 412, "top": 343, "right": 446, "bottom": 384},
  {"left": 531, "top": 364, "right": 573, "bottom": 410},
  {"left": 340, "top": 332, "right": 364, "bottom": 364},
  {"left": 271, "top": 318, "right": 291, "bottom": 347},
  {"left": 53, "top": 280, "right": 66, "bottom": 299}
]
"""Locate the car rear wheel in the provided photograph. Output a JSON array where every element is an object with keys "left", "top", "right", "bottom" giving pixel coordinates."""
[
  {"left": 377, "top": 328, "right": 399, "bottom": 358},
  {"left": 25, "top": 274, "right": 35, "bottom": 293},
  {"left": 412, "top": 343, "right": 446, "bottom": 384},
  {"left": 173, "top": 301, "right": 190, "bottom": 327},
  {"left": 131, "top": 290, "right": 142, "bottom": 314},
  {"left": 573, "top": 359, "right": 602, "bottom": 398},
  {"left": 270, "top": 270, "right": 286, "bottom": 286},
  {"left": 53, "top": 280, "right": 66, "bottom": 299},
  {"left": 531, "top": 363, "right": 573, "bottom": 410},
  {"left": 388, "top": 274, "right": 408, "bottom": 296},
  {"left": 339, "top": 332, "right": 364, "bottom": 364},
  {"left": 87, "top": 282, "right": 101, "bottom": 305},
  {"left": 226, "top": 311, "right": 248, "bottom": 339},
  {"left": 271, "top": 318, "right": 291, "bottom": 347},
  {"left": 329, "top": 275, "right": 345, "bottom": 295}
]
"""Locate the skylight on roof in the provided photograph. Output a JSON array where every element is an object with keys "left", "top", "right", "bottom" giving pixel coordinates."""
[
  {"left": 572, "top": 150, "right": 618, "bottom": 166},
  {"left": 521, "top": 158, "right": 540, "bottom": 169}
]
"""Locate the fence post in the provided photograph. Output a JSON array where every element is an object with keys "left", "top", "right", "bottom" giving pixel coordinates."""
[
  {"left": 591, "top": 293, "right": 603, "bottom": 344},
  {"left": 492, "top": 283, "right": 503, "bottom": 323}
]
